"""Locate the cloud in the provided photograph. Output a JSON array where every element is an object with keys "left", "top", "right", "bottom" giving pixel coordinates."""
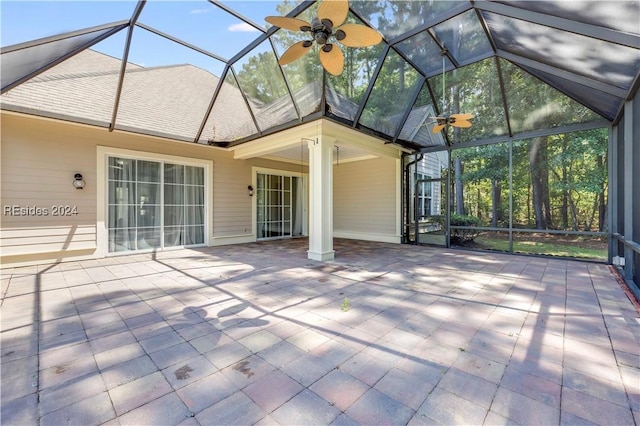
[
  {"left": 228, "top": 22, "right": 259, "bottom": 32},
  {"left": 190, "top": 8, "right": 210, "bottom": 14}
]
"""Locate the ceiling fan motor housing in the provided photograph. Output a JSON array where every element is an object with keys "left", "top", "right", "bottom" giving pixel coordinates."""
[{"left": 311, "top": 18, "right": 333, "bottom": 45}]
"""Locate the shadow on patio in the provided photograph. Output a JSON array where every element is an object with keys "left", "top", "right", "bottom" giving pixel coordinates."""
[{"left": 1, "top": 239, "right": 638, "bottom": 425}]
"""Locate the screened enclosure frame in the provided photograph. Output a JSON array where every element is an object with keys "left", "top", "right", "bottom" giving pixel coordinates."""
[{"left": 2, "top": 0, "right": 638, "bottom": 151}]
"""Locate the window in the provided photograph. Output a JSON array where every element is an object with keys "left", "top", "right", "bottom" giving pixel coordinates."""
[
  {"left": 417, "top": 173, "right": 432, "bottom": 218},
  {"left": 108, "top": 156, "right": 205, "bottom": 252}
]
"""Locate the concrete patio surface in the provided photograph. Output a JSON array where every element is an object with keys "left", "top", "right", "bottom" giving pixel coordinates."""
[{"left": 1, "top": 238, "right": 639, "bottom": 425}]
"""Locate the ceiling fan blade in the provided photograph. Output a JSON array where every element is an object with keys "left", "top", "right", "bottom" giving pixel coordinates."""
[
  {"left": 450, "top": 113, "right": 475, "bottom": 120},
  {"left": 335, "top": 23, "right": 382, "bottom": 47},
  {"left": 432, "top": 123, "right": 446, "bottom": 134},
  {"left": 451, "top": 119, "right": 473, "bottom": 128},
  {"left": 319, "top": 43, "right": 344, "bottom": 76},
  {"left": 317, "top": 0, "right": 349, "bottom": 27},
  {"left": 278, "top": 40, "right": 314, "bottom": 65},
  {"left": 265, "top": 16, "right": 311, "bottom": 31}
]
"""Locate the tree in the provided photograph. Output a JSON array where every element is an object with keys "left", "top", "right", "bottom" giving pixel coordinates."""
[
  {"left": 453, "top": 143, "right": 509, "bottom": 227},
  {"left": 529, "top": 136, "right": 551, "bottom": 229}
]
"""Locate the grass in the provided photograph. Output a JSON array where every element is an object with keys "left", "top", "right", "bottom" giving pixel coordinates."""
[
  {"left": 473, "top": 234, "right": 607, "bottom": 261},
  {"left": 341, "top": 297, "right": 350, "bottom": 312}
]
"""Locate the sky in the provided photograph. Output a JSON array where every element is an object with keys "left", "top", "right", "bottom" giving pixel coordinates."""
[{"left": 1, "top": 1, "right": 289, "bottom": 75}]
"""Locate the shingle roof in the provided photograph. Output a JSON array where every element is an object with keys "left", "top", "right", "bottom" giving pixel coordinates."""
[
  {"left": 1, "top": 49, "right": 255, "bottom": 142},
  {"left": 1, "top": 1, "right": 638, "bottom": 150}
]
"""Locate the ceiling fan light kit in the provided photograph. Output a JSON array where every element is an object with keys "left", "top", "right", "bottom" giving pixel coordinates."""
[{"left": 265, "top": 0, "right": 382, "bottom": 76}]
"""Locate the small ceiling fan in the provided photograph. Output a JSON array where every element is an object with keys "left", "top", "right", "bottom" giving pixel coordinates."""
[
  {"left": 430, "top": 49, "right": 475, "bottom": 134},
  {"left": 265, "top": 0, "right": 382, "bottom": 76}
]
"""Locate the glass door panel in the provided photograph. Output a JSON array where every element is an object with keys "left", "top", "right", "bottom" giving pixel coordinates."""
[
  {"left": 108, "top": 157, "right": 205, "bottom": 252},
  {"left": 405, "top": 151, "right": 449, "bottom": 246},
  {"left": 416, "top": 177, "right": 446, "bottom": 246},
  {"left": 257, "top": 173, "right": 302, "bottom": 240}
]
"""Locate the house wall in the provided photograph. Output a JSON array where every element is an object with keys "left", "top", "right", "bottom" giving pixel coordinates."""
[
  {"left": 333, "top": 157, "right": 400, "bottom": 243},
  {"left": 0, "top": 113, "right": 304, "bottom": 267}
]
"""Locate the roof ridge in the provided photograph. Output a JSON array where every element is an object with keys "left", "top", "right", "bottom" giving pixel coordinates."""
[
  {"left": 32, "top": 69, "right": 123, "bottom": 82},
  {"left": 30, "top": 63, "right": 215, "bottom": 84}
]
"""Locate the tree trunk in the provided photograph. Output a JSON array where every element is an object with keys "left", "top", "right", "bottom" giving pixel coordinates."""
[
  {"left": 588, "top": 193, "right": 598, "bottom": 231},
  {"left": 542, "top": 151, "right": 552, "bottom": 228},
  {"left": 560, "top": 137, "right": 568, "bottom": 228},
  {"left": 492, "top": 178, "right": 501, "bottom": 227},
  {"left": 527, "top": 176, "right": 531, "bottom": 227},
  {"left": 455, "top": 157, "right": 464, "bottom": 215},
  {"left": 598, "top": 154, "right": 607, "bottom": 231},
  {"left": 568, "top": 191, "right": 579, "bottom": 231},
  {"left": 530, "top": 137, "right": 548, "bottom": 230}
]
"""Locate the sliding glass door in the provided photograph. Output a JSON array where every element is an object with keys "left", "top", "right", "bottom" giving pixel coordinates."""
[
  {"left": 256, "top": 173, "right": 304, "bottom": 240},
  {"left": 108, "top": 156, "right": 205, "bottom": 252}
]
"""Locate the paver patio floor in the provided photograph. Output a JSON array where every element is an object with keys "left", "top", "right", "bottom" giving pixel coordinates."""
[{"left": 2, "top": 238, "right": 639, "bottom": 425}]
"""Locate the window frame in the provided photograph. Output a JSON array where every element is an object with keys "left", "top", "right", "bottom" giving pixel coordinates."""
[
  {"left": 416, "top": 172, "right": 432, "bottom": 219},
  {"left": 97, "top": 146, "right": 212, "bottom": 257}
]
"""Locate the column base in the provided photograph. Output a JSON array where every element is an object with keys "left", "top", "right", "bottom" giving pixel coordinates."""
[{"left": 307, "top": 250, "right": 335, "bottom": 261}]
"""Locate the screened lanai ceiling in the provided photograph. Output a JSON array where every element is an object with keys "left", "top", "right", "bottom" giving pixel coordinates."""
[{"left": 1, "top": 0, "right": 639, "bottom": 152}]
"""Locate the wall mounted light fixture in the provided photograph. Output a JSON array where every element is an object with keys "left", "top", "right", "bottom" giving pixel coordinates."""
[
  {"left": 248, "top": 185, "right": 254, "bottom": 196},
  {"left": 73, "top": 173, "right": 86, "bottom": 189}
]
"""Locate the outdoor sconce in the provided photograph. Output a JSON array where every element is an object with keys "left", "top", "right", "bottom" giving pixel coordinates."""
[
  {"left": 248, "top": 185, "right": 254, "bottom": 196},
  {"left": 73, "top": 173, "right": 86, "bottom": 189}
]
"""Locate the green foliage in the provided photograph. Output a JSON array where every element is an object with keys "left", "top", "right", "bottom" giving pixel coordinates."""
[
  {"left": 475, "top": 233, "right": 607, "bottom": 261},
  {"left": 341, "top": 297, "right": 350, "bottom": 312},
  {"left": 449, "top": 214, "right": 481, "bottom": 244},
  {"left": 452, "top": 128, "right": 608, "bottom": 233},
  {"left": 235, "top": 49, "right": 289, "bottom": 103},
  {"left": 232, "top": 1, "right": 610, "bottom": 242}
]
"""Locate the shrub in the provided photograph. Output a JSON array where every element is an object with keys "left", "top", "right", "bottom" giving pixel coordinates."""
[{"left": 450, "top": 214, "right": 481, "bottom": 244}]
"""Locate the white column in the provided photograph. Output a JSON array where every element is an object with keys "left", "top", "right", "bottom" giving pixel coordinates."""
[{"left": 307, "top": 135, "right": 335, "bottom": 261}]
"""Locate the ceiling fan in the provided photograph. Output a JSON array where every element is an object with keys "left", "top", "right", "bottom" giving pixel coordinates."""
[
  {"left": 430, "top": 50, "right": 475, "bottom": 134},
  {"left": 265, "top": 0, "right": 382, "bottom": 76}
]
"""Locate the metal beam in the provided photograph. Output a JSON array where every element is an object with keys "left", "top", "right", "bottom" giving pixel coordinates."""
[
  {"left": 194, "top": 64, "right": 230, "bottom": 143},
  {"left": 0, "top": 20, "right": 129, "bottom": 53},
  {"left": 608, "top": 125, "right": 617, "bottom": 263},
  {"left": 474, "top": 0, "right": 640, "bottom": 49},
  {"left": 347, "top": 4, "right": 389, "bottom": 45},
  {"left": 230, "top": 65, "right": 261, "bottom": 135},
  {"left": 224, "top": 112, "right": 325, "bottom": 148},
  {"left": 494, "top": 57, "right": 513, "bottom": 137},
  {"left": 389, "top": 45, "right": 427, "bottom": 80},
  {"left": 352, "top": 44, "right": 390, "bottom": 128},
  {"left": 135, "top": 22, "right": 227, "bottom": 63},
  {"left": 497, "top": 49, "right": 628, "bottom": 98},
  {"left": 504, "top": 57, "right": 616, "bottom": 121},
  {"left": 1, "top": 23, "right": 127, "bottom": 94},
  {"left": 388, "top": 2, "right": 473, "bottom": 46},
  {"left": 473, "top": 5, "right": 498, "bottom": 54},
  {"left": 268, "top": 37, "right": 301, "bottom": 121},
  {"left": 613, "top": 69, "right": 640, "bottom": 126},
  {"left": 227, "top": 1, "right": 315, "bottom": 66},
  {"left": 623, "top": 99, "right": 634, "bottom": 280},
  {"left": 392, "top": 77, "right": 427, "bottom": 143},
  {"left": 208, "top": 0, "right": 266, "bottom": 34},
  {"left": 109, "top": 0, "right": 146, "bottom": 132},
  {"left": 417, "top": 120, "right": 610, "bottom": 153},
  {"left": 454, "top": 51, "right": 496, "bottom": 70}
]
